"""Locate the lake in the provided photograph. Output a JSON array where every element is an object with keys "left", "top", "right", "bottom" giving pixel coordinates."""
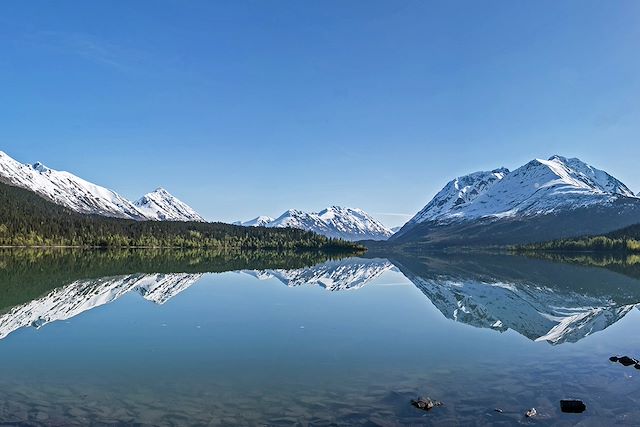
[{"left": 0, "top": 249, "right": 639, "bottom": 426}]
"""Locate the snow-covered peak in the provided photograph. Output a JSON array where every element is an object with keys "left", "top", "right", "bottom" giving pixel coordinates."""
[
  {"left": 245, "top": 206, "right": 394, "bottom": 241},
  {"left": 402, "top": 155, "right": 637, "bottom": 228},
  {"left": 315, "top": 206, "right": 393, "bottom": 239},
  {"left": 0, "top": 150, "right": 205, "bottom": 222},
  {"left": 0, "top": 150, "right": 148, "bottom": 219},
  {"left": 546, "top": 155, "right": 635, "bottom": 197},
  {"left": 407, "top": 167, "right": 509, "bottom": 224},
  {"left": 134, "top": 187, "right": 205, "bottom": 222},
  {"left": 238, "top": 216, "right": 275, "bottom": 227}
]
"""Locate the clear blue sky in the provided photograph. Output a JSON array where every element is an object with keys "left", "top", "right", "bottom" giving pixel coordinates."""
[{"left": 1, "top": 1, "right": 639, "bottom": 227}]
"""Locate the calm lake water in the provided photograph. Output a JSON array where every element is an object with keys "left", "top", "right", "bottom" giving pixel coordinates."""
[{"left": 0, "top": 249, "right": 639, "bottom": 426}]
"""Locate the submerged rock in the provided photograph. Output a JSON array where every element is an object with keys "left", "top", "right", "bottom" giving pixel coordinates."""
[
  {"left": 411, "top": 397, "right": 443, "bottom": 411},
  {"left": 618, "top": 356, "right": 638, "bottom": 366},
  {"left": 560, "top": 399, "right": 586, "bottom": 413}
]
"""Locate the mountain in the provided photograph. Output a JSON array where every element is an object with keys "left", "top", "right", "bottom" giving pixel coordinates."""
[
  {"left": 0, "top": 151, "right": 147, "bottom": 220},
  {"left": 0, "top": 180, "right": 362, "bottom": 251},
  {"left": 392, "top": 155, "right": 640, "bottom": 246},
  {"left": 239, "top": 207, "right": 393, "bottom": 241},
  {"left": 236, "top": 216, "right": 275, "bottom": 227},
  {"left": 134, "top": 188, "right": 205, "bottom": 222},
  {"left": 0, "top": 151, "right": 203, "bottom": 221}
]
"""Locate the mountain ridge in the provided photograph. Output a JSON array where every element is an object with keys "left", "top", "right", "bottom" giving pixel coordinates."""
[
  {"left": 0, "top": 151, "right": 204, "bottom": 222},
  {"left": 237, "top": 206, "right": 393, "bottom": 241},
  {"left": 392, "top": 155, "right": 640, "bottom": 246}
]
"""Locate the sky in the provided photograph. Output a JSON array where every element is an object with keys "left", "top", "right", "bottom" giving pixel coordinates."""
[{"left": 1, "top": 1, "right": 639, "bottom": 227}]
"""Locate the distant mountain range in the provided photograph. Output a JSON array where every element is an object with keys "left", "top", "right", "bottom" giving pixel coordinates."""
[
  {"left": 392, "top": 155, "right": 640, "bottom": 246},
  {"left": 0, "top": 151, "right": 204, "bottom": 222},
  {"left": 4, "top": 149, "right": 640, "bottom": 246},
  {"left": 0, "top": 150, "right": 392, "bottom": 241},
  {"left": 236, "top": 207, "right": 394, "bottom": 241}
]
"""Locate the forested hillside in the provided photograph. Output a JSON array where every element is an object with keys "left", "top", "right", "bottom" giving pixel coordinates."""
[
  {"left": 0, "top": 182, "right": 363, "bottom": 251},
  {"left": 516, "top": 222, "right": 640, "bottom": 253}
]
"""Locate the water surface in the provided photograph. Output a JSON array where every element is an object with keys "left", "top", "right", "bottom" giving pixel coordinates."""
[{"left": 0, "top": 249, "right": 639, "bottom": 426}]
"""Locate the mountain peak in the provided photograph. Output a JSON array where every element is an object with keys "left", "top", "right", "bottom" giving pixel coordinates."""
[
  {"left": 238, "top": 216, "right": 275, "bottom": 227},
  {"left": 134, "top": 188, "right": 205, "bottom": 222},
  {"left": 240, "top": 206, "right": 392, "bottom": 241},
  {"left": 0, "top": 150, "right": 147, "bottom": 220},
  {"left": 397, "top": 155, "right": 638, "bottom": 238}
]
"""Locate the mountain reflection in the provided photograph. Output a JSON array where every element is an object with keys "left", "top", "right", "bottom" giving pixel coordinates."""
[
  {"left": 390, "top": 253, "right": 640, "bottom": 344},
  {"left": 0, "top": 273, "right": 204, "bottom": 339},
  {"left": 241, "top": 257, "right": 393, "bottom": 291},
  {"left": 0, "top": 249, "right": 639, "bottom": 344}
]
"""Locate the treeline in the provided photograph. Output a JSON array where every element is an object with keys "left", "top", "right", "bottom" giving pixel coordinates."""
[
  {"left": 0, "top": 182, "right": 364, "bottom": 252},
  {"left": 515, "top": 223, "right": 640, "bottom": 253}
]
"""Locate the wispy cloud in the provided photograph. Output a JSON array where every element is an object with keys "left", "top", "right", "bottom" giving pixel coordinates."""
[{"left": 23, "top": 30, "right": 144, "bottom": 73}]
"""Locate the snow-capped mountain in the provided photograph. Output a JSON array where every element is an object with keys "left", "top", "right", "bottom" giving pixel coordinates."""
[
  {"left": 0, "top": 151, "right": 204, "bottom": 221},
  {"left": 393, "top": 155, "right": 640, "bottom": 245},
  {"left": 239, "top": 207, "right": 393, "bottom": 241},
  {"left": 0, "top": 273, "right": 203, "bottom": 340},
  {"left": 242, "top": 257, "right": 393, "bottom": 291},
  {"left": 0, "top": 151, "right": 146, "bottom": 219},
  {"left": 408, "top": 167, "right": 510, "bottom": 224},
  {"left": 235, "top": 216, "right": 275, "bottom": 227},
  {"left": 134, "top": 188, "right": 205, "bottom": 222}
]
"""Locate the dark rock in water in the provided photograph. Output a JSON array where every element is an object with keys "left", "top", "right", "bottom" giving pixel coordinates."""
[
  {"left": 560, "top": 400, "right": 586, "bottom": 413},
  {"left": 525, "top": 408, "right": 537, "bottom": 418},
  {"left": 618, "top": 356, "right": 638, "bottom": 366},
  {"left": 609, "top": 356, "right": 619, "bottom": 362},
  {"left": 635, "top": 364, "right": 640, "bottom": 370},
  {"left": 411, "top": 397, "right": 443, "bottom": 411},
  {"left": 494, "top": 408, "right": 504, "bottom": 413}
]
